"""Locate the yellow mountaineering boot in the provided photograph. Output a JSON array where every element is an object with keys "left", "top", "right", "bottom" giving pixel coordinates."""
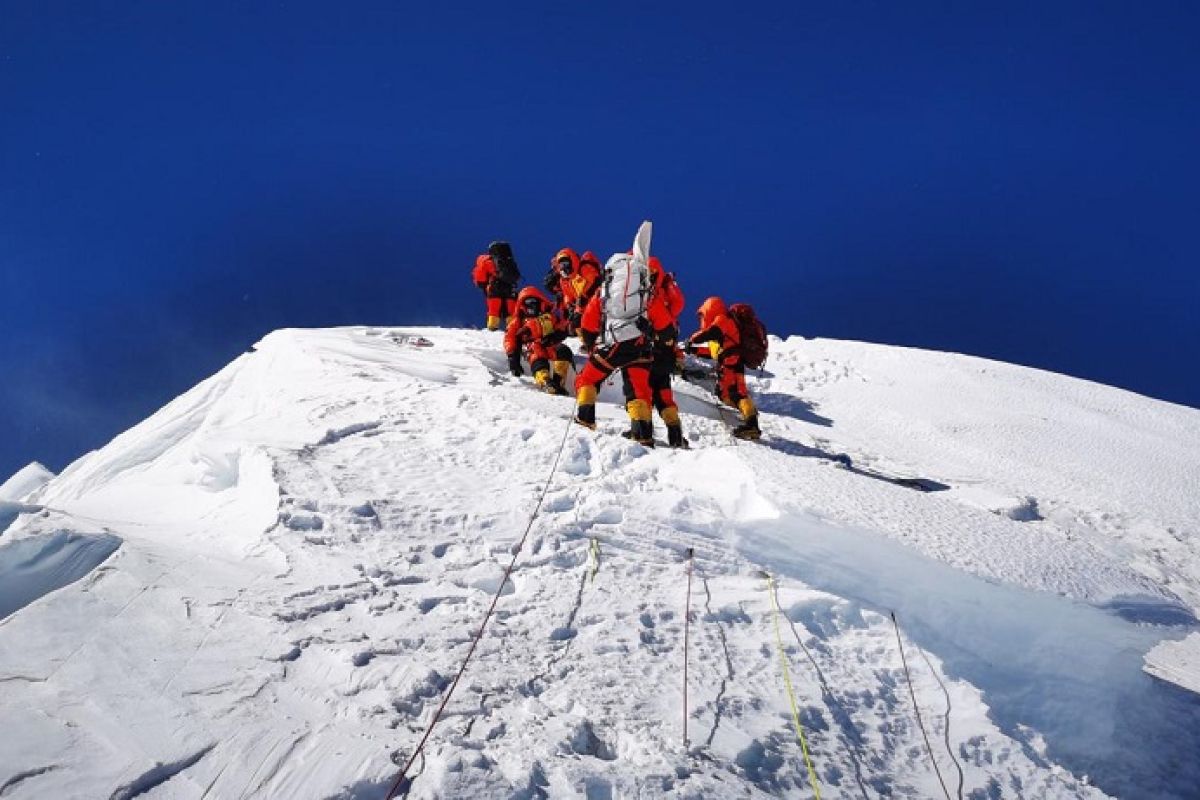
[
  {"left": 574, "top": 385, "right": 597, "bottom": 429},
  {"left": 662, "top": 406, "right": 689, "bottom": 449},
  {"left": 733, "top": 398, "right": 761, "bottom": 440},
  {"left": 622, "top": 399, "right": 654, "bottom": 447},
  {"left": 545, "top": 359, "right": 571, "bottom": 396}
]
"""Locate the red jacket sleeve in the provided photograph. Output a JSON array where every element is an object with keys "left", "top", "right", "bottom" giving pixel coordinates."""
[
  {"left": 472, "top": 255, "right": 495, "bottom": 287},
  {"left": 580, "top": 293, "right": 603, "bottom": 334},
  {"left": 579, "top": 264, "right": 601, "bottom": 304},
  {"left": 665, "top": 278, "right": 685, "bottom": 323},
  {"left": 690, "top": 314, "right": 741, "bottom": 355},
  {"left": 503, "top": 316, "right": 524, "bottom": 355}
]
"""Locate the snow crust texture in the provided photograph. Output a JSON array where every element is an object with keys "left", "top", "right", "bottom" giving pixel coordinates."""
[{"left": 1, "top": 326, "right": 1198, "bottom": 799}]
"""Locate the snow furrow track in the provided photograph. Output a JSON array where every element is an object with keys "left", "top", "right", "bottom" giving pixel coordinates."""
[{"left": 109, "top": 744, "right": 214, "bottom": 800}]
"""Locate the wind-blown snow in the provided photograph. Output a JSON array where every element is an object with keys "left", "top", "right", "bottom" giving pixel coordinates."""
[
  {"left": 1145, "top": 633, "right": 1200, "bottom": 695},
  {"left": 0, "top": 462, "right": 54, "bottom": 503},
  {"left": 1, "top": 326, "right": 1197, "bottom": 798},
  {"left": 0, "top": 530, "right": 121, "bottom": 620},
  {"left": 0, "top": 462, "right": 54, "bottom": 537}
]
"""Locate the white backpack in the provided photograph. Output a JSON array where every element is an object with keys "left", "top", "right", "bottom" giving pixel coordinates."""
[{"left": 601, "top": 221, "right": 653, "bottom": 344}]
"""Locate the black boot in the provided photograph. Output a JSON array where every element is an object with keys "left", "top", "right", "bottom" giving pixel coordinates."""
[
  {"left": 637, "top": 419, "right": 655, "bottom": 447},
  {"left": 667, "top": 424, "right": 689, "bottom": 448},
  {"left": 732, "top": 415, "right": 761, "bottom": 440},
  {"left": 545, "top": 375, "right": 569, "bottom": 396},
  {"left": 621, "top": 420, "right": 655, "bottom": 447},
  {"left": 575, "top": 404, "right": 597, "bottom": 430}
]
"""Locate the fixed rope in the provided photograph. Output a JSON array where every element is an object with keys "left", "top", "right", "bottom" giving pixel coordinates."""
[
  {"left": 682, "top": 547, "right": 695, "bottom": 748},
  {"left": 769, "top": 575, "right": 871, "bottom": 800},
  {"left": 913, "top": 618, "right": 965, "bottom": 800},
  {"left": 764, "top": 573, "right": 823, "bottom": 799},
  {"left": 890, "top": 611, "right": 952, "bottom": 800},
  {"left": 589, "top": 536, "right": 601, "bottom": 583},
  {"left": 383, "top": 399, "right": 579, "bottom": 799}
]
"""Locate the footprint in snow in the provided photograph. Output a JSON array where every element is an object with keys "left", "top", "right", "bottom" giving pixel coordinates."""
[
  {"left": 541, "top": 493, "right": 575, "bottom": 514},
  {"left": 589, "top": 507, "right": 623, "bottom": 525},
  {"left": 281, "top": 512, "right": 323, "bottom": 531}
]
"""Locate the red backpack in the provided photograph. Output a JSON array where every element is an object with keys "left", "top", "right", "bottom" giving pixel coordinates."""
[{"left": 728, "top": 303, "right": 768, "bottom": 369}]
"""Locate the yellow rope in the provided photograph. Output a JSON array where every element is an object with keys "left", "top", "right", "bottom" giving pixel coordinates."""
[
  {"left": 589, "top": 537, "right": 600, "bottom": 583},
  {"left": 766, "top": 574, "right": 822, "bottom": 799}
]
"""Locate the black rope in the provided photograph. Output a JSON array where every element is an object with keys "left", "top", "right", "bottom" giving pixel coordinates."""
[
  {"left": 770, "top": 579, "right": 871, "bottom": 800},
  {"left": 682, "top": 547, "right": 695, "bottom": 748},
  {"left": 890, "top": 611, "right": 952, "bottom": 800},
  {"left": 915, "top": 633, "right": 965, "bottom": 800},
  {"left": 384, "top": 399, "right": 579, "bottom": 799}
]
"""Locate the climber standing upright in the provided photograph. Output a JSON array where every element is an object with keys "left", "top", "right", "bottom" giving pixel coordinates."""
[
  {"left": 624, "top": 255, "right": 689, "bottom": 447},
  {"left": 573, "top": 222, "right": 657, "bottom": 445},
  {"left": 472, "top": 241, "right": 522, "bottom": 330},
  {"left": 560, "top": 250, "right": 603, "bottom": 336}
]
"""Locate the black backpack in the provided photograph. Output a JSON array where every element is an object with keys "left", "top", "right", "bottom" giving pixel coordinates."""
[
  {"left": 488, "top": 241, "right": 521, "bottom": 287},
  {"left": 728, "top": 303, "right": 768, "bottom": 369}
]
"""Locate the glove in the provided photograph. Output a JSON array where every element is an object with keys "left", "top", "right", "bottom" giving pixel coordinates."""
[
  {"left": 580, "top": 330, "right": 597, "bottom": 352},
  {"left": 507, "top": 352, "right": 524, "bottom": 377}
]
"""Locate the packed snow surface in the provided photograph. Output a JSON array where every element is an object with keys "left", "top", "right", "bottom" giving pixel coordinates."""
[{"left": 2, "top": 326, "right": 1198, "bottom": 799}]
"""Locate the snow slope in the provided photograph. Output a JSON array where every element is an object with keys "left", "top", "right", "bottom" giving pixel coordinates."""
[{"left": 1, "top": 326, "right": 1197, "bottom": 799}]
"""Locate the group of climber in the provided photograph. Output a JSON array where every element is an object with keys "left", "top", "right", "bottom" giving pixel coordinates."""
[{"left": 471, "top": 234, "right": 762, "bottom": 445}]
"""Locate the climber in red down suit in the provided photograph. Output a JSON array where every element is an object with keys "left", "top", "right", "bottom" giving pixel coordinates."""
[
  {"left": 687, "top": 296, "right": 761, "bottom": 439},
  {"left": 472, "top": 241, "right": 521, "bottom": 330},
  {"left": 504, "top": 287, "right": 573, "bottom": 395},
  {"left": 573, "top": 255, "right": 656, "bottom": 446},
  {"left": 622, "top": 256, "right": 689, "bottom": 447}
]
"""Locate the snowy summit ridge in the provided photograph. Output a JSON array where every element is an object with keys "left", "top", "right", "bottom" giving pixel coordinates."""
[{"left": 2, "top": 325, "right": 1199, "bottom": 799}]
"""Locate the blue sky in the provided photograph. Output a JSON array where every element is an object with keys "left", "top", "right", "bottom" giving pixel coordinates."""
[{"left": 2, "top": 2, "right": 1198, "bottom": 479}]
